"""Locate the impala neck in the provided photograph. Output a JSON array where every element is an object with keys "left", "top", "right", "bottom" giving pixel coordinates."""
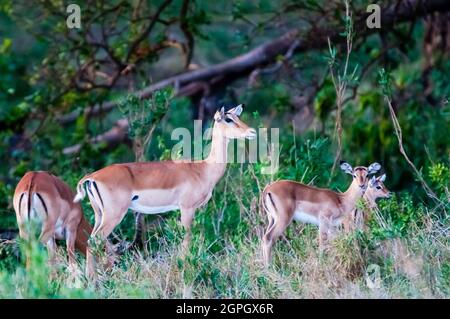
[
  {"left": 363, "top": 192, "right": 378, "bottom": 209},
  {"left": 203, "top": 125, "right": 229, "bottom": 182},
  {"left": 340, "top": 181, "right": 365, "bottom": 213}
]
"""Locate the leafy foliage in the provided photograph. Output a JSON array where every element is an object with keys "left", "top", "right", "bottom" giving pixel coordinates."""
[{"left": 0, "top": 0, "right": 449, "bottom": 298}]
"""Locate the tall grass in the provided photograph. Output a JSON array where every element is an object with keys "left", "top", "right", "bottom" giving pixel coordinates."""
[{"left": 0, "top": 137, "right": 448, "bottom": 298}]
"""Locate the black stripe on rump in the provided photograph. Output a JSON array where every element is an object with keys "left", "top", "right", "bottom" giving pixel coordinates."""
[
  {"left": 35, "top": 193, "right": 48, "bottom": 217},
  {"left": 87, "top": 180, "right": 95, "bottom": 197},
  {"left": 267, "top": 192, "right": 277, "bottom": 212},
  {"left": 92, "top": 181, "right": 104, "bottom": 208},
  {"left": 27, "top": 173, "right": 37, "bottom": 220},
  {"left": 18, "top": 193, "right": 25, "bottom": 216},
  {"left": 86, "top": 181, "right": 102, "bottom": 220}
]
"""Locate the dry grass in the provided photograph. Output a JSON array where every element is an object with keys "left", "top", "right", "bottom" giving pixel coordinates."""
[{"left": 0, "top": 182, "right": 448, "bottom": 299}]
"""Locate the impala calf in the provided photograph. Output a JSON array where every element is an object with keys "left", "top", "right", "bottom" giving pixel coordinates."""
[
  {"left": 74, "top": 105, "right": 256, "bottom": 279},
  {"left": 13, "top": 171, "right": 92, "bottom": 269},
  {"left": 261, "top": 161, "right": 381, "bottom": 265},
  {"left": 352, "top": 174, "right": 392, "bottom": 231}
]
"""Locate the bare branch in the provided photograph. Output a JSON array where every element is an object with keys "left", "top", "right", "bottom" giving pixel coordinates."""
[
  {"left": 126, "top": 0, "right": 173, "bottom": 63},
  {"left": 179, "top": 0, "right": 195, "bottom": 69}
]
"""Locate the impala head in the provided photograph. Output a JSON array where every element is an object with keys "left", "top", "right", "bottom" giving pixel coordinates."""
[
  {"left": 368, "top": 174, "right": 392, "bottom": 199},
  {"left": 213, "top": 104, "right": 257, "bottom": 140},
  {"left": 340, "top": 161, "right": 381, "bottom": 191}
]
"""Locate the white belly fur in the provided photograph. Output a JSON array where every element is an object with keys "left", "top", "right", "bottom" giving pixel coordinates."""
[
  {"left": 293, "top": 210, "right": 319, "bottom": 226},
  {"left": 129, "top": 202, "right": 179, "bottom": 215}
]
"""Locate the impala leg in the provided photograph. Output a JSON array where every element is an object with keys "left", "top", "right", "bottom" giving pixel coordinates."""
[
  {"left": 318, "top": 215, "right": 330, "bottom": 251},
  {"left": 66, "top": 223, "right": 81, "bottom": 288},
  {"left": 46, "top": 237, "right": 58, "bottom": 279},
  {"left": 39, "top": 223, "right": 57, "bottom": 267},
  {"left": 342, "top": 213, "right": 354, "bottom": 234},
  {"left": 65, "top": 222, "right": 78, "bottom": 272},
  {"left": 262, "top": 218, "right": 289, "bottom": 267},
  {"left": 98, "top": 222, "right": 120, "bottom": 267},
  {"left": 86, "top": 192, "right": 129, "bottom": 280},
  {"left": 262, "top": 216, "right": 276, "bottom": 266},
  {"left": 92, "top": 206, "right": 128, "bottom": 270},
  {"left": 65, "top": 224, "right": 84, "bottom": 287},
  {"left": 180, "top": 207, "right": 195, "bottom": 252},
  {"left": 86, "top": 243, "right": 97, "bottom": 281},
  {"left": 86, "top": 233, "right": 115, "bottom": 281},
  {"left": 86, "top": 212, "right": 102, "bottom": 281},
  {"left": 87, "top": 192, "right": 103, "bottom": 235},
  {"left": 85, "top": 190, "right": 106, "bottom": 281},
  {"left": 18, "top": 224, "right": 32, "bottom": 270},
  {"left": 131, "top": 212, "right": 147, "bottom": 252},
  {"left": 39, "top": 224, "right": 57, "bottom": 279}
]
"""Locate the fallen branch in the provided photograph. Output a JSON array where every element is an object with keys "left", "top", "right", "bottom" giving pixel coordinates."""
[
  {"left": 58, "top": 29, "right": 300, "bottom": 125},
  {"left": 60, "top": 0, "right": 450, "bottom": 154},
  {"left": 63, "top": 119, "right": 130, "bottom": 154},
  {"left": 58, "top": 0, "right": 450, "bottom": 126}
]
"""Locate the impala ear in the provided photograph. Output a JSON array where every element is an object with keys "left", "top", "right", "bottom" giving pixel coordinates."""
[
  {"left": 378, "top": 173, "right": 386, "bottom": 182},
  {"left": 340, "top": 161, "right": 353, "bottom": 175},
  {"left": 370, "top": 175, "right": 377, "bottom": 187},
  {"left": 368, "top": 162, "right": 381, "bottom": 174},
  {"left": 227, "top": 104, "right": 243, "bottom": 117},
  {"left": 214, "top": 106, "right": 225, "bottom": 122}
]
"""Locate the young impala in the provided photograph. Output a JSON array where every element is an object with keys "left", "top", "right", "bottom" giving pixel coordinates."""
[
  {"left": 261, "top": 161, "right": 381, "bottom": 265},
  {"left": 74, "top": 105, "right": 256, "bottom": 279},
  {"left": 351, "top": 174, "right": 391, "bottom": 231},
  {"left": 13, "top": 171, "right": 92, "bottom": 269}
]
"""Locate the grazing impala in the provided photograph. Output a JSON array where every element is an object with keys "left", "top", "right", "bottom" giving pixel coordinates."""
[
  {"left": 261, "top": 161, "right": 381, "bottom": 265},
  {"left": 13, "top": 171, "right": 92, "bottom": 269},
  {"left": 351, "top": 174, "right": 391, "bottom": 231},
  {"left": 74, "top": 105, "right": 256, "bottom": 278}
]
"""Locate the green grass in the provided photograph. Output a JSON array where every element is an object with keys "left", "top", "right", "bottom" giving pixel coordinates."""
[
  {"left": 1, "top": 135, "right": 449, "bottom": 299},
  {"left": 0, "top": 174, "right": 448, "bottom": 298}
]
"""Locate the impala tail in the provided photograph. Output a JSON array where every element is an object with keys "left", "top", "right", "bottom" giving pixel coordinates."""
[
  {"left": 261, "top": 188, "right": 277, "bottom": 219},
  {"left": 261, "top": 188, "right": 278, "bottom": 239},
  {"left": 74, "top": 175, "right": 90, "bottom": 203}
]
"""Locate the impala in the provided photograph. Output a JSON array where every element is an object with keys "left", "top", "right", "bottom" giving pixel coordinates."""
[
  {"left": 351, "top": 174, "right": 391, "bottom": 231},
  {"left": 261, "top": 161, "right": 381, "bottom": 265},
  {"left": 13, "top": 171, "right": 92, "bottom": 269},
  {"left": 74, "top": 104, "right": 256, "bottom": 278}
]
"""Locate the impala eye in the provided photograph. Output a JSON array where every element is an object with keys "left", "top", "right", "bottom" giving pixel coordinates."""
[
  {"left": 225, "top": 117, "right": 233, "bottom": 123},
  {"left": 376, "top": 186, "right": 382, "bottom": 189}
]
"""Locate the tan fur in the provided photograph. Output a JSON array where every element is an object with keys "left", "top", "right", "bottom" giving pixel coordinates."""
[
  {"left": 75, "top": 105, "right": 256, "bottom": 280},
  {"left": 13, "top": 171, "right": 92, "bottom": 269},
  {"left": 352, "top": 175, "right": 392, "bottom": 231},
  {"left": 261, "top": 164, "right": 379, "bottom": 266}
]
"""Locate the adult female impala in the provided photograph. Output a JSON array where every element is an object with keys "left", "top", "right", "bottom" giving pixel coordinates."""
[
  {"left": 74, "top": 105, "right": 256, "bottom": 278},
  {"left": 13, "top": 171, "right": 92, "bottom": 269},
  {"left": 261, "top": 161, "right": 381, "bottom": 265},
  {"left": 351, "top": 174, "right": 391, "bottom": 231}
]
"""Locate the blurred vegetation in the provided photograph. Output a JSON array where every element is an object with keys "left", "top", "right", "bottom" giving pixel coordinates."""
[{"left": 0, "top": 0, "right": 448, "bottom": 298}]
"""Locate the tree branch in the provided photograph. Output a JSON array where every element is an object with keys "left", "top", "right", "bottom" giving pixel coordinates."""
[
  {"left": 58, "top": 0, "right": 450, "bottom": 126},
  {"left": 125, "top": 0, "right": 173, "bottom": 63}
]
